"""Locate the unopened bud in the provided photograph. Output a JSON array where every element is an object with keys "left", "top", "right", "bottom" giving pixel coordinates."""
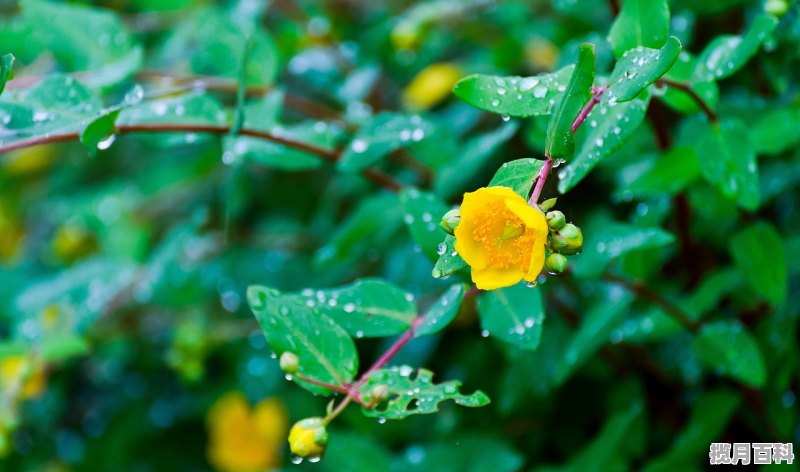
[
  {"left": 289, "top": 417, "right": 328, "bottom": 458},
  {"left": 546, "top": 211, "right": 566, "bottom": 230},
  {"left": 539, "top": 197, "right": 557, "bottom": 212},
  {"left": 545, "top": 253, "right": 568, "bottom": 274},
  {"left": 550, "top": 223, "right": 583, "bottom": 255},
  {"left": 439, "top": 209, "right": 461, "bottom": 235},
  {"left": 370, "top": 384, "right": 390, "bottom": 403},
  {"left": 279, "top": 352, "right": 300, "bottom": 374}
]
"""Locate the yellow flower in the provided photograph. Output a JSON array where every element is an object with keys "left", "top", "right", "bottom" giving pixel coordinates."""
[
  {"left": 0, "top": 355, "right": 46, "bottom": 399},
  {"left": 402, "top": 63, "right": 463, "bottom": 110},
  {"left": 207, "top": 392, "right": 288, "bottom": 472},
  {"left": 525, "top": 37, "right": 560, "bottom": 71},
  {"left": 288, "top": 417, "right": 327, "bottom": 459},
  {"left": 454, "top": 186, "right": 549, "bottom": 290}
]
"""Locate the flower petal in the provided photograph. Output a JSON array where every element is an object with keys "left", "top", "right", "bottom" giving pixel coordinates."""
[
  {"left": 454, "top": 219, "right": 488, "bottom": 270},
  {"left": 471, "top": 266, "right": 524, "bottom": 290},
  {"left": 504, "top": 197, "right": 545, "bottom": 229},
  {"left": 525, "top": 238, "right": 547, "bottom": 281}
]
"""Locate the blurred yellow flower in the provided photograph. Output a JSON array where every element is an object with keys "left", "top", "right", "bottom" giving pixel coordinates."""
[
  {"left": 455, "top": 186, "right": 548, "bottom": 290},
  {"left": 207, "top": 392, "right": 288, "bottom": 472},
  {"left": 0, "top": 205, "right": 24, "bottom": 263},
  {"left": 525, "top": 37, "right": 560, "bottom": 71},
  {"left": 402, "top": 62, "right": 463, "bottom": 110},
  {"left": 52, "top": 223, "right": 97, "bottom": 263},
  {"left": 0, "top": 355, "right": 46, "bottom": 399},
  {"left": 2, "top": 145, "right": 57, "bottom": 176}
]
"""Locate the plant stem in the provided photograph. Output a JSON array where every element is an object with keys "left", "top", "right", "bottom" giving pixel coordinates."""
[
  {"left": 655, "top": 78, "right": 718, "bottom": 124},
  {"left": 571, "top": 85, "right": 607, "bottom": 133},
  {"left": 529, "top": 157, "right": 554, "bottom": 206},
  {"left": 322, "top": 395, "right": 352, "bottom": 426},
  {"left": 294, "top": 374, "right": 351, "bottom": 394},
  {"left": 0, "top": 123, "right": 403, "bottom": 191},
  {"left": 603, "top": 272, "right": 699, "bottom": 332}
]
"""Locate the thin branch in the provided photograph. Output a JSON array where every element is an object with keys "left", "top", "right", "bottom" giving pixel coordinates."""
[
  {"left": 572, "top": 85, "right": 607, "bottom": 133},
  {"left": 0, "top": 123, "right": 404, "bottom": 191},
  {"left": 603, "top": 272, "right": 699, "bottom": 333},
  {"left": 529, "top": 157, "right": 554, "bottom": 206},
  {"left": 294, "top": 374, "right": 350, "bottom": 395},
  {"left": 656, "top": 78, "right": 718, "bottom": 124}
]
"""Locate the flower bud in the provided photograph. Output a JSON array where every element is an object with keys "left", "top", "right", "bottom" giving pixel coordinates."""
[
  {"left": 439, "top": 209, "right": 461, "bottom": 235},
  {"left": 288, "top": 417, "right": 328, "bottom": 459},
  {"left": 546, "top": 211, "right": 566, "bottom": 230},
  {"left": 279, "top": 352, "right": 300, "bottom": 374},
  {"left": 545, "top": 253, "right": 568, "bottom": 274},
  {"left": 539, "top": 197, "right": 558, "bottom": 212},
  {"left": 765, "top": 0, "right": 788, "bottom": 16},
  {"left": 550, "top": 223, "right": 583, "bottom": 255},
  {"left": 370, "top": 384, "right": 390, "bottom": 403}
]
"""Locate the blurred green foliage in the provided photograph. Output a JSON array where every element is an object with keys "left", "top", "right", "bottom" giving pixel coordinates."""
[{"left": 0, "top": 0, "right": 799, "bottom": 470}]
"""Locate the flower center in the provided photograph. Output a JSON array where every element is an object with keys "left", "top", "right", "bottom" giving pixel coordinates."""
[{"left": 472, "top": 201, "right": 537, "bottom": 270}]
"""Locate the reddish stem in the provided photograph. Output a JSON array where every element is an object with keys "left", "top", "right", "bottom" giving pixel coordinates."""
[
  {"left": 357, "top": 316, "right": 424, "bottom": 386},
  {"left": 571, "top": 85, "right": 607, "bottom": 134},
  {"left": 529, "top": 157, "right": 554, "bottom": 206},
  {"left": 294, "top": 374, "right": 351, "bottom": 394}
]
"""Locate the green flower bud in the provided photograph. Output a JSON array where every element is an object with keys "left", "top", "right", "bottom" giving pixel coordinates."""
[
  {"left": 289, "top": 417, "right": 328, "bottom": 458},
  {"left": 545, "top": 253, "right": 568, "bottom": 274},
  {"left": 550, "top": 223, "right": 583, "bottom": 255},
  {"left": 539, "top": 197, "right": 558, "bottom": 212},
  {"left": 439, "top": 209, "right": 461, "bottom": 235},
  {"left": 279, "top": 352, "right": 300, "bottom": 374},
  {"left": 370, "top": 384, "right": 390, "bottom": 403},
  {"left": 546, "top": 211, "right": 566, "bottom": 230}
]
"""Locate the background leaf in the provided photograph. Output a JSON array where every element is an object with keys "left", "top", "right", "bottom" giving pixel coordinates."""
[
  {"left": 607, "top": 0, "right": 670, "bottom": 57},
  {"left": 691, "top": 321, "right": 766, "bottom": 387},
  {"left": 477, "top": 282, "right": 545, "bottom": 351},
  {"left": 729, "top": 222, "right": 787, "bottom": 305}
]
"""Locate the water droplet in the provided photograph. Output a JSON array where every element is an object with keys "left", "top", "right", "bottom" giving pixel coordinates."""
[
  {"left": 480, "top": 329, "right": 490, "bottom": 337},
  {"left": 404, "top": 214, "right": 414, "bottom": 224},
  {"left": 124, "top": 84, "right": 144, "bottom": 105},
  {"left": 533, "top": 86, "right": 547, "bottom": 98},
  {"left": 411, "top": 128, "right": 425, "bottom": 141},
  {"left": 436, "top": 243, "right": 447, "bottom": 255},
  {"left": 97, "top": 134, "right": 116, "bottom": 151},
  {"left": 501, "top": 114, "right": 510, "bottom": 122},
  {"left": 491, "top": 99, "right": 500, "bottom": 107},
  {"left": 290, "top": 455, "right": 303, "bottom": 464},
  {"left": 526, "top": 281, "right": 537, "bottom": 288},
  {"left": 351, "top": 139, "right": 368, "bottom": 153},
  {"left": 343, "top": 302, "right": 356, "bottom": 313},
  {"left": 355, "top": 330, "right": 364, "bottom": 338}
]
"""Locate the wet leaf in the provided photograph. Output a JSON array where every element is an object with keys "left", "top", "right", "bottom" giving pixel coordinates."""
[
  {"left": 476, "top": 282, "right": 544, "bottom": 350},
  {"left": 608, "top": 0, "right": 670, "bottom": 57}
]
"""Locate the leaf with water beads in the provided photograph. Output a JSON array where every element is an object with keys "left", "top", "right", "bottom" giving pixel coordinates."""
[
  {"left": 338, "top": 112, "right": 432, "bottom": 173},
  {"left": 399, "top": 188, "right": 450, "bottom": 260},
  {"left": 452, "top": 66, "right": 575, "bottom": 117},
  {"left": 694, "top": 15, "right": 778, "bottom": 82},
  {"left": 0, "top": 54, "right": 14, "bottom": 97},
  {"left": 432, "top": 235, "right": 468, "bottom": 279},
  {"left": 290, "top": 278, "right": 418, "bottom": 338},
  {"left": 488, "top": 158, "right": 545, "bottom": 198},
  {"left": 358, "top": 366, "right": 490, "bottom": 420},
  {"left": 605, "top": 36, "right": 681, "bottom": 103},
  {"left": 476, "top": 281, "right": 545, "bottom": 351},
  {"left": 691, "top": 320, "right": 766, "bottom": 387},
  {"left": 80, "top": 109, "right": 121, "bottom": 157},
  {"left": 415, "top": 284, "right": 466, "bottom": 338},
  {"left": 247, "top": 285, "right": 358, "bottom": 396},
  {"left": 607, "top": 0, "right": 670, "bottom": 58}
]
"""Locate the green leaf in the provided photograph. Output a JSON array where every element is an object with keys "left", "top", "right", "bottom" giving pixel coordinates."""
[
  {"left": 573, "top": 222, "right": 676, "bottom": 278},
  {"left": 358, "top": 366, "right": 489, "bottom": 420},
  {"left": 692, "top": 320, "right": 766, "bottom": 387},
  {"left": 227, "top": 121, "right": 335, "bottom": 170},
  {"left": 694, "top": 14, "right": 778, "bottom": 82},
  {"left": 399, "top": 188, "right": 450, "bottom": 260},
  {"left": 620, "top": 146, "right": 700, "bottom": 198},
  {"left": 415, "top": 284, "right": 466, "bottom": 337},
  {"left": 118, "top": 92, "right": 226, "bottom": 126},
  {"left": 476, "top": 282, "right": 544, "bottom": 350},
  {"left": 749, "top": 104, "right": 800, "bottom": 156},
  {"left": 338, "top": 113, "right": 431, "bottom": 172},
  {"left": 563, "top": 402, "right": 644, "bottom": 472},
  {"left": 435, "top": 123, "right": 518, "bottom": 200},
  {"left": 317, "top": 432, "right": 392, "bottom": 472},
  {"left": 432, "top": 235, "right": 468, "bottom": 279},
  {"left": 40, "top": 335, "right": 90, "bottom": 362},
  {"left": 545, "top": 43, "right": 595, "bottom": 161},
  {"left": 658, "top": 52, "right": 719, "bottom": 115},
  {"left": 80, "top": 109, "right": 120, "bottom": 157},
  {"left": 606, "top": 37, "right": 681, "bottom": 103},
  {"left": 0, "top": 53, "right": 14, "bottom": 97},
  {"left": 558, "top": 94, "right": 650, "bottom": 193},
  {"left": 393, "top": 436, "right": 523, "bottom": 472},
  {"left": 247, "top": 286, "right": 358, "bottom": 395},
  {"left": 682, "top": 118, "right": 759, "bottom": 210},
  {"left": 452, "top": 66, "right": 575, "bottom": 117},
  {"left": 292, "top": 278, "right": 417, "bottom": 338},
  {"left": 488, "top": 158, "right": 546, "bottom": 197},
  {"left": 643, "top": 390, "right": 740, "bottom": 472},
  {"left": 608, "top": 0, "right": 670, "bottom": 57},
  {"left": 729, "top": 222, "right": 787, "bottom": 305}
]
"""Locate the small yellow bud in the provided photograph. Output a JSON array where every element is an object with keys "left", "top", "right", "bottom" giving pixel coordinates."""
[
  {"left": 370, "top": 384, "right": 390, "bottom": 403},
  {"left": 546, "top": 211, "right": 566, "bottom": 230},
  {"left": 288, "top": 417, "right": 328, "bottom": 459},
  {"left": 279, "top": 352, "right": 300, "bottom": 374},
  {"left": 439, "top": 208, "right": 461, "bottom": 235},
  {"left": 545, "top": 253, "right": 568, "bottom": 274},
  {"left": 550, "top": 223, "right": 583, "bottom": 255}
]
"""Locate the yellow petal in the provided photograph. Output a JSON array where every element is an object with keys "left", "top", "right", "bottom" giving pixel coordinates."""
[
  {"left": 403, "top": 63, "right": 463, "bottom": 110},
  {"left": 525, "top": 238, "right": 547, "bottom": 280},
  {"left": 504, "top": 198, "right": 544, "bottom": 229},
  {"left": 471, "top": 266, "right": 524, "bottom": 290},
  {"left": 454, "top": 219, "right": 488, "bottom": 271},
  {"left": 253, "top": 397, "right": 288, "bottom": 445}
]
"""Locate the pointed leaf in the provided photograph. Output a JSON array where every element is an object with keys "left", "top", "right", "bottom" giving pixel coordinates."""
[
  {"left": 488, "top": 158, "right": 546, "bottom": 197},
  {"left": 0, "top": 53, "right": 14, "bottom": 97},
  {"left": 606, "top": 37, "right": 681, "bottom": 103},
  {"left": 608, "top": 0, "right": 670, "bottom": 57},
  {"left": 694, "top": 15, "right": 778, "bottom": 81},
  {"left": 692, "top": 320, "right": 766, "bottom": 387},
  {"left": 477, "top": 282, "right": 545, "bottom": 350},
  {"left": 80, "top": 109, "right": 120, "bottom": 157},
  {"left": 415, "top": 284, "right": 466, "bottom": 338},
  {"left": 400, "top": 188, "right": 450, "bottom": 260},
  {"left": 338, "top": 113, "right": 431, "bottom": 172},
  {"left": 432, "top": 235, "right": 468, "bottom": 279},
  {"left": 729, "top": 222, "right": 787, "bottom": 305}
]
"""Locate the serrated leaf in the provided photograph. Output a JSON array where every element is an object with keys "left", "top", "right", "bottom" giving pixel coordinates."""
[
  {"left": 608, "top": 0, "right": 670, "bottom": 57},
  {"left": 80, "top": 109, "right": 120, "bottom": 157},
  {"left": 415, "top": 284, "right": 466, "bottom": 337},
  {"left": 477, "top": 282, "right": 544, "bottom": 350},
  {"left": 435, "top": 123, "right": 518, "bottom": 200},
  {"left": 558, "top": 94, "right": 650, "bottom": 193},
  {"left": 432, "top": 235, "right": 468, "bottom": 279},
  {"left": 545, "top": 43, "right": 595, "bottom": 161},
  {"left": 573, "top": 222, "right": 675, "bottom": 278},
  {"left": 691, "top": 321, "right": 766, "bottom": 387},
  {"left": 338, "top": 113, "right": 431, "bottom": 172},
  {"left": 400, "top": 188, "right": 450, "bottom": 260},
  {"left": 291, "top": 278, "right": 417, "bottom": 338},
  {"left": 358, "top": 366, "right": 489, "bottom": 420},
  {"left": 694, "top": 15, "right": 777, "bottom": 82},
  {"left": 452, "top": 66, "right": 575, "bottom": 117},
  {"left": 247, "top": 286, "right": 358, "bottom": 395},
  {"left": 488, "top": 158, "right": 546, "bottom": 198},
  {"left": 0, "top": 53, "right": 14, "bottom": 97},
  {"left": 606, "top": 37, "right": 681, "bottom": 103},
  {"left": 682, "top": 118, "right": 759, "bottom": 210},
  {"left": 730, "top": 222, "right": 787, "bottom": 305}
]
